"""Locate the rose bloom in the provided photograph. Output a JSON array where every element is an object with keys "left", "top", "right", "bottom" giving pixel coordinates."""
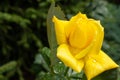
[{"left": 52, "top": 13, "right": 119, "bottom": 80}]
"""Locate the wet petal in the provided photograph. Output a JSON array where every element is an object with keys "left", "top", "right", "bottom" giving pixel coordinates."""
[
  {"left": 84, "top": 50, "right": 119, "bottom": 80},
  {"left": 53, "top": 16, "right": 69, "bottom": 44},
  {"left": 57, "top": 44, "right": 84, "bottom": 72}
]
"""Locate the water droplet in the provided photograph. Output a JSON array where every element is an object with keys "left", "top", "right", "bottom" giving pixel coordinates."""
[{"left": 93, "top": 60, "right": 96, "bottom": 62}]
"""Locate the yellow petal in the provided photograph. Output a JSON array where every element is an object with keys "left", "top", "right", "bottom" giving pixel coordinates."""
[
  {"left": 75, "top": 41, "right": 93, "bottom": 59},
  {"left": 84, "top": 50, "right": 119, "bottom": 80},
  {"left": 68, "top": 17, "right": 95, "bottom": 50},
  {"left": 88, "top": 20, "right": 104, "bottom": 55},
  {"left": 52, "top": 16, "right": 69, "bottom": 44},
  {"left": 57, "top": 44, "right": 84, "bottom": 72},
  {"left": 70, "top": 12, "right": 88, "bottom": 21},
  {"left": 65, "top": 12, "right": 88, "bottom": 38}
]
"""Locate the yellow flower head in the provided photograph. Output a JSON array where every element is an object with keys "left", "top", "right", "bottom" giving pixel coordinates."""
[{"left": 52, "top": 12, "right": 119, "bottom": 80}]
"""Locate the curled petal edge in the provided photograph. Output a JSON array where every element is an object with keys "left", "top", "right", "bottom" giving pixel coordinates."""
[
  {"left": 52, "top": 16, "right": 69, "bottom": 44},
  {"left": 57, "top": 44, "right": 84, "bottom": 72}
]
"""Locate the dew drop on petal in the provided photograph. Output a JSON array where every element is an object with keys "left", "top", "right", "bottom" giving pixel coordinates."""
[{"left": 93, "top": 60, "right": 96, "bottom": 63}]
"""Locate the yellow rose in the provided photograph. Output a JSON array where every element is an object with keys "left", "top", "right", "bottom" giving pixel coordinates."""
[{"left": 52, "top": 12, "right": 119, "bottom": 80}]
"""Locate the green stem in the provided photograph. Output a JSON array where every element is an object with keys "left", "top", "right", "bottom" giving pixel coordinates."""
[
  {"left": 64, "top": 67, "right": 69, "bottom": 76},
  {"left": 17, "top": 68, "right": 24, "bottom": 80},
  {"left": 51, "top": 48, "right": 58, "bottom": 65}
]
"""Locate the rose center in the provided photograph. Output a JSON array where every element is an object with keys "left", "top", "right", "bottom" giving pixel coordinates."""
[{"left": 68, "top": 21, "right": 94, "bottom": 51}]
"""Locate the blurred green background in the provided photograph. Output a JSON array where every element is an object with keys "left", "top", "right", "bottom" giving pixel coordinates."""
[{"left": 0, "top": 0, "right": 120, "bottom": 80}]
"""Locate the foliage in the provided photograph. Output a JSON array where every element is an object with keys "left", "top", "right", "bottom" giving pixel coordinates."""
[
  {"left": 0, "top": 0, "right": 49, "bottom": 79},
  {"left": 0, "top": 0, "right": 120, "bottom": 80}
]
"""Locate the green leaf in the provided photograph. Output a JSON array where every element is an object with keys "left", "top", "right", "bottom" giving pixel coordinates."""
[
  {"left": 47, "top": 2, "right": 66, "bottom": 50},
  {"left": 82, "top": 68, "right": 118, "bottom": 80},
  {"left": 34, "top": 47, "right": 51, "bottom": 71},
  {"left": 34, "top": 53, "right": 50, "bottom": 72},
  {"left": 0, "top": 75, "right": 8, "bottom": 80},
  {"left": 0, "top": 12, "right": 30, "bottom": 28},
  {"left": 0, "top": 61, "right": 17, "bottom": 74},
  {"left": 70, "top": 71, "right": 83, "bottom": 80},
  {"left": 53, "top": 62, "right": 66, "bottom": 74},
  {"left": 117, "top": 67, "right": 120, "bottom": 80},
  {"left": 36, "top": 72, "right": 54, "bottom": 80},
  {"left": 46, "top": 2, "right": 66, "bottom": 66},
  {"left": 36, "top": 71, "right": 67, "bottom": 80}
]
